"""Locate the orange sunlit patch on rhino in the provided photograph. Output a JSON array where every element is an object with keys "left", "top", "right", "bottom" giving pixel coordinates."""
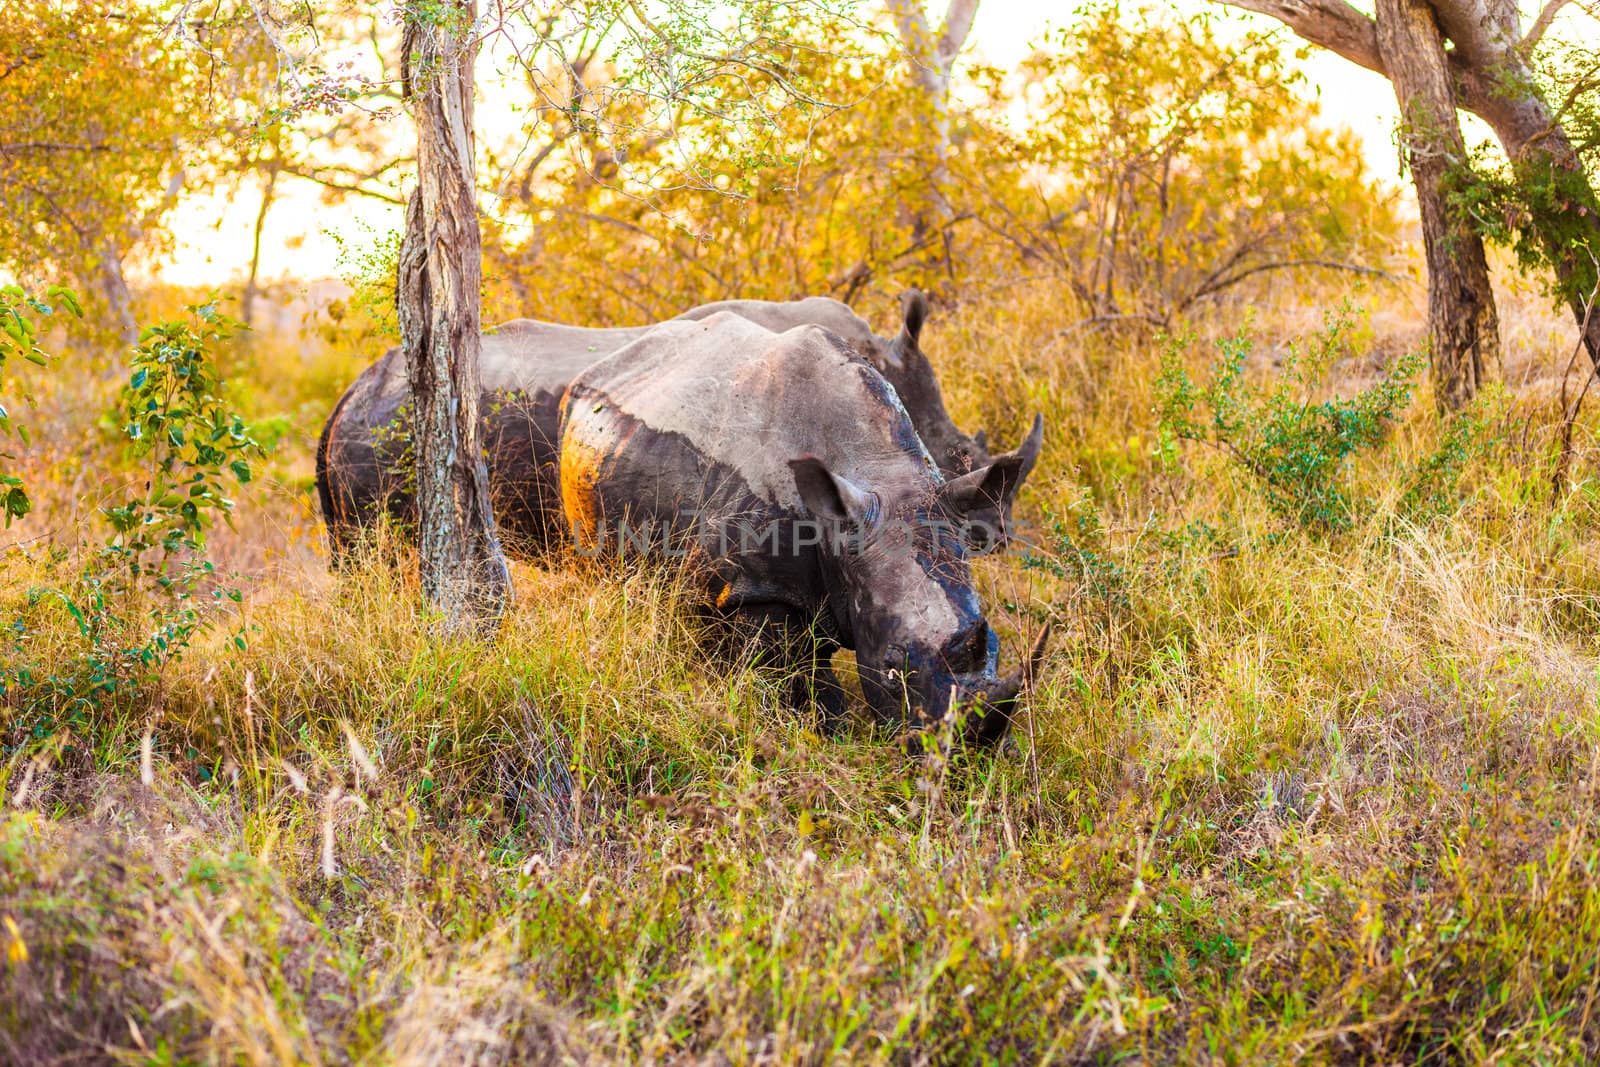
[
  {"left": 559, "top": 437, "right": 605, "bottom": 550},
  {"left": 562, "top": 401, "right": 646, "bottom": 553}
]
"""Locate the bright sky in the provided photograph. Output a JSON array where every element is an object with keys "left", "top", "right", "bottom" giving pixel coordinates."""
[{"left": 157, "top": 0, "right": 1423, "bottom": 289}]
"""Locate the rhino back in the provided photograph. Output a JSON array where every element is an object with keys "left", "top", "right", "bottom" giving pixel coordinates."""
[
  {"left": 674, "top": 297, "right": 878, "bottom": 354},
  {"left": 320, "top": 349, "right": 411, "bottom": 531},
  {"left": 479, "top": 319, "right": 648, "bottom": 395},
  {"left": 564, "top": 314, "right": 935, "bottom": 510}
]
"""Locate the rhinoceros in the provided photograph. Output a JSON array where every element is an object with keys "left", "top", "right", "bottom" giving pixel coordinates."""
[
  {"left": 316, "top": 293, "right": 1042, "bottom": 558},
  {"left": 558, "top": 312, "right": 1044, "bottom": 738}
]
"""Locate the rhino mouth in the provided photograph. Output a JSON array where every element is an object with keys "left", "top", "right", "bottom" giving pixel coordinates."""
[{"left": 900, "top": 621, "right": 1052, "bottom": 751}]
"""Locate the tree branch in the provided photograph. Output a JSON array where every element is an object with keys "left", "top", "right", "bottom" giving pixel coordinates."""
[
  {"left": 1215, "top": 0, "right": 1552, "bottom": 136},
  {"left": 885, "top": 0, "right": 942, "bottom": 95},
  {"left": 1189, "top": 257, "right": 1402, "bottom": 305},
  {"left": 279, "top": 164, "right": 407, "bottom": 203},
  {"left": 1215, "top": 0, "right": 1385, "bottom": 76},
  {"left": 937, "top": 0, "right": 981, "bottom": 65},
  {"left": 0, "top": 142, "right": 116, "bottom": 154},
  {"left": 1522, "top": 0, "right": 1571, "bottom": 47}
]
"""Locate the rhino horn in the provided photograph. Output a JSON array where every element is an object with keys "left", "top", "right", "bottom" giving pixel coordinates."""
[
  {"left": 897, "top": 289, "right": 929, "bottom": 348},
  {"left": 1009, "top": 413, "right": 1044, "bottom": 479},
  {"left": 965, "top": 620, "right": 1052, "bottom": 746}
]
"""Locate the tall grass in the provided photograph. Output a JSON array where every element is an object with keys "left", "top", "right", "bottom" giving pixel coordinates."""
[{"left": 3, "top": 271, "right": 1600, "bottom": 1063}]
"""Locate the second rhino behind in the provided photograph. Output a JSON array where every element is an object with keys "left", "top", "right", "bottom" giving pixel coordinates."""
[{"left": 316, "top": 292, "right": 1043, "bottom": 558}]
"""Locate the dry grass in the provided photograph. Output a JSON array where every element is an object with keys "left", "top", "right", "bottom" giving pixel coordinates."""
[{"left": 4, "top": 266, "right": 1600, "bottom": 1064}]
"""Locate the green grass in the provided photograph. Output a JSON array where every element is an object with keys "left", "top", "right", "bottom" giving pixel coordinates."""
[{"left": 4, "top": 279, "right": 1600, "bottom": 1063}]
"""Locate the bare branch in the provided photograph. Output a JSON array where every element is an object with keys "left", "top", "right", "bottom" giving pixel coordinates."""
[
  {"left": 1054, "top": 312, "right": 1171, "bottom": 335},
  {"left": 0, "top": 49, "right": 42, "bottom": 82},
  {"left": 279, "top": 163, "right": 407, "bottom": 203},
  {"left": 1214, "top": 0, "right": 1385, "bottom": 76},
  {"left": 1215, "top": 0, "right": 1543, "bottom": 137},
  {"left": 0, "top": 142, "right": 116, "bottom": 154},
  {"left": 1188, "top": 257, "right": 1402, "bottom": 304},
  {"left": 1523, "top": 0, "right": 1572, "bottom": 47}
]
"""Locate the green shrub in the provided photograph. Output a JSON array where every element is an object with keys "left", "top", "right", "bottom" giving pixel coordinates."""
[
  {"left": 1021, "top": 487, "right": 1131, "bottom": 617},
  {"left": 3, "top": 303, "right": 264, "bottom": 726},
  {"left": 1156, "top": 305, "right": 1423, "bottom": 533}
]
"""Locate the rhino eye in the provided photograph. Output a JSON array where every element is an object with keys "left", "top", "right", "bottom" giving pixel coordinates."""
[
  {"left": 943, "top": 622, "right": 990, "bottom": 672},
  {"left": 882, "top": 644, "right": 912, "bottom": 685}
]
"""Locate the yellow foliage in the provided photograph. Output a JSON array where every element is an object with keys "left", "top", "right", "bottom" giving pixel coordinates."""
[{"left": 475, "top": 3, "right": 1393, "bottom": 332}]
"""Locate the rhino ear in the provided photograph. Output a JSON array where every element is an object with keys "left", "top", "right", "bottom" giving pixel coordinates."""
[
  {"left": 897, "top": 290, "right": 928, "bottom": 349},
  {"left": 790, "top": 456, "right": 879, "bottom": 526},
  {"left": 939, "top": 415, "right": 1044, "bottom": 517}
]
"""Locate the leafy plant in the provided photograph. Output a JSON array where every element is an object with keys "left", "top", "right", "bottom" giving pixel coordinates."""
[
  {"left": 1446, "top": 33, "right": 1600, "bottom": 316},
  {"left": 1021, "top": 488, "right": 1131, "bottom": 616},
  {"left": 1399, "top": 400, "right": 1497, "bottom": 523},
  {"left": 0, "top": 284, "right": 81, "bottom": 525},
  {"left": 1156, "top": 304, "right": 1423, "bottom": 533},
  {"left": 328, "top": 224, "right": 403, "bottom": 343},
  {"left": 3, "top": 303, "right": 264, "bottom": 720},
  {"left": 107, "top": 303, "right": 262, "bottom": 577}
]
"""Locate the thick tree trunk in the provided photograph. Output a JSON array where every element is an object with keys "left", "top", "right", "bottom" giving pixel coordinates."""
[
  {"left": 399, "top": 0, "right": 511, "bottom": 632},
  {"left": 1375, "top": 0, "right": 1502, "bottom": 411},
  {"left": 1214, "top": 0, "right": 1600, "bottom": 370},
  {"left": 1432, "top": 0, "right": 1600, "bottom": 367}
]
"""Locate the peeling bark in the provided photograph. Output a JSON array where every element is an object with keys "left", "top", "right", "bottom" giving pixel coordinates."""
[
  {"left": 1375, "top": 0, "right": 1502, "bottom": 410},
  {"left": 399, "top": 0, "right": 511, "bottom": 632}
]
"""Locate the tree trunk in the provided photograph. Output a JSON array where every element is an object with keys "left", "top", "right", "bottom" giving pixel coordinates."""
[
  {"left": 399, "top": 0, "right": 511, "bottom": 633},
  {"left": 98, "top": 244, "right": 137, "bottom": 346},
  {"left": 242, "top": 158, "right": 282, "bottom": 329},
  {"left": 886, "top": 0, "right": 979, "bottom": 282},
  {"left": 1431, "top": 0, "right": 1600, "bottom": 367},
  {"left": 1375, "top": 0, "right": 1502, "bottom": 411}
]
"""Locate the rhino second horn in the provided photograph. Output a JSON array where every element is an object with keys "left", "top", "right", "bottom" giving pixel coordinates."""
[
  {"left": 983, "top": 619, "right": 1053, "bottom": 708},
  {"left": 1023, "top": 619, "right": 1051, "bottom": 685},
  {"left": 1014, "top": 413, "right": 1044, "bottom": 477},
  {"left": 966, "top": 621, "right": 1052, "bottom": 746}
]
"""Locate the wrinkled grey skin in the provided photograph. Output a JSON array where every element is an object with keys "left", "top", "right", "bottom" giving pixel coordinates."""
[
  {"left": 679, "top": 292, "right": 1044, "bottom": 551},
  {"left": 560, "top": 313, "right": 1036, "bottom": 738},
  {"left": 316, "top": 292, "right": 1043, "bottom": 557}
]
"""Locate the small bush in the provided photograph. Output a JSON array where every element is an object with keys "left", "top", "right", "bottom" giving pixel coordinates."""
[
  {"left": 3, "top": 303, "right": 263, "bottom": 728},
  {"left": 0, "top": 285, "right": 80, "bottom": 525},
  {"left": 1156, "top": 304, "right": 1423, "bottom": 533}
]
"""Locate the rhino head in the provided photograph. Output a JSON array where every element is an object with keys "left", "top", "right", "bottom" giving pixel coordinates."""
[
  {"left": 789, "top": 455, "right": 1047, "bottom": 743},
  {"left": 869, "top": 291, "right": 1044, "bottom": 552}
]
